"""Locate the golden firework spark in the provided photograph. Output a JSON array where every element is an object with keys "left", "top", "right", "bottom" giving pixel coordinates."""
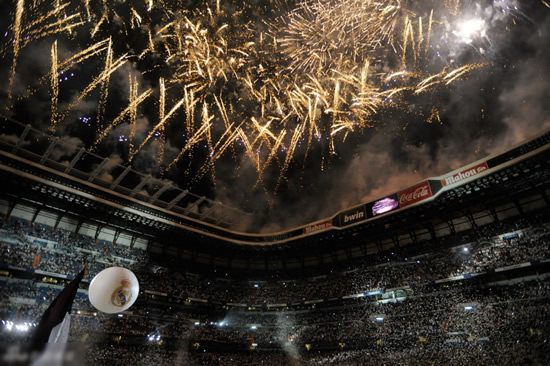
[
  {"left": 7, "top": 0, "right": 24, "bottom": 102},
  {"left": 1, "top": 0, "right": 514, "bottom": 190},
  {"left": 49, "top": 41, "right": 58, "bottom": 130}
]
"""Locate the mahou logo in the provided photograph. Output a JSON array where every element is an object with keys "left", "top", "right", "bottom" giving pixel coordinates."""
[
  {"left": 442, "top": 162, "right": 488, "bottom": 186},
  {"left": 304, "top": 221, "right": 332, "bottom": 234},
  {"left": 398, "top": 182, "right": 432, "bottom": 208}
]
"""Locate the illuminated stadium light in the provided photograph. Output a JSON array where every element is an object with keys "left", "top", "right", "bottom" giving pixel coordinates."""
[
  {"left": 463, "top": 247, "right": 469, "bottom": 252},
  {"left": 375, "top": 317, "right": 385, "bottom": 322},
  {"left": 15, "top": 323, "right": 30, "bottom": 332},
  {"left": 194, "top": 322, "right": 200, "bottom": 326},
  {"left": 147, "top": 334, "right": 161, "bottom": 342},
  {"left": 250, "top": 326, "right": 257, "bottom": 330},
  {"left": 464, "top": 306, "right": 474, "bottom": 311},
  {"left": 5, "top": 321, "right": 13, "bottom": 331}
]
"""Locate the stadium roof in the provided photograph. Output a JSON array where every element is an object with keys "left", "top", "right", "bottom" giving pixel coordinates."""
[{"left": 2, "top": 113, "right": 549, "bottom": 271}]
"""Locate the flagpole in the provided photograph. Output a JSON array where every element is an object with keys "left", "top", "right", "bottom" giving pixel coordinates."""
[{"left": 30, "top": 268, "right": 86, "bottom": 350}]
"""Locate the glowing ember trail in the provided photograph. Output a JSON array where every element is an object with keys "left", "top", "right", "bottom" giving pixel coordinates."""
[{"left": 0, "top": 0, "right": 540, "bottom": 193}]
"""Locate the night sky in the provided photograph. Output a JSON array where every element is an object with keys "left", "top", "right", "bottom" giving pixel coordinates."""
[{"left": 1, "top": 0, "right": 549, "bottom": 232}]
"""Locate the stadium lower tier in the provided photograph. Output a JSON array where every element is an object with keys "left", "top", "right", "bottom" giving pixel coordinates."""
[
  {"left": 2, "top": 277, "right": 549, "bottom": 365},
  {"left": 1, "top": 208, "right": 550, "bottom": 364}
]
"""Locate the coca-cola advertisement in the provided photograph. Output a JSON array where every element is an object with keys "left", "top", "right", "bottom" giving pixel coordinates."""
[{"left": 398, "top": 181, "right": 433, "bottom": 208}]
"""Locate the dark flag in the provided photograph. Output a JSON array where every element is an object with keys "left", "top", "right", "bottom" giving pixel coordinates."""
[{"left": 30, "top": 269, "right": 85, "bottom": 350}]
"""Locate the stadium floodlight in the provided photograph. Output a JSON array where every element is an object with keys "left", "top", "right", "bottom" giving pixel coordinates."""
[
  {"left": 464, "top": 306, "right": 474, "bottom": 311},
  {"left": 15, "top": 323, "right": 30, "bottom": 332},
  {"left": 375, "top": 317, "right": 384, "bottom": 322},
  {"left": 463, "top": 247, "right": 469, "bottom": 252},
  {"left": 250, "top": 326, "right": 257, "bottom": 330}
]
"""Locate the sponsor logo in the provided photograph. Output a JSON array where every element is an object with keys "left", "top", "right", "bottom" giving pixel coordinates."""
[
  {"left": 398, "top": 181, "right": 432, "bottom": 207},
  {"left": 344, "top": 210, "right": 365, "bottom": 223},
  {"left": 337, "top": 206, "right": 367, "bottom": 227},
  {"left": 111, "top": 279, "right": 133, "bottom": 307},
  {"left": 304, "top": 221, "right": 332, "bottom": 234},
  {"left": 442, "top": 162, "right": 488, "bottom": 186}
]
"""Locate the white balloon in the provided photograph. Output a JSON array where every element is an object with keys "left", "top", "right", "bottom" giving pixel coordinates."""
[{"left": 88, "top": 267, "right": 139, "bottom": 313}]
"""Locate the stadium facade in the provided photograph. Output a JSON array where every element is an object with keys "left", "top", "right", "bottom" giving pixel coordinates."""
[
  {"left": 1, "top": 119, "right": 550, "bottom": 364},
  {"left": 1, "top": 116, "right": 549, "bottom": 274}
]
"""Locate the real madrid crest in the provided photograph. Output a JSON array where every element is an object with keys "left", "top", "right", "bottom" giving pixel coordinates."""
[{"left": 111, "top": 279, "right": 133, "bottom": 307}]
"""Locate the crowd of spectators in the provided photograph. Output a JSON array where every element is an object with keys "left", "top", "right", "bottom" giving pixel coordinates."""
[
  {"left": 2, "top": 214, "right": 550, "bottom": 305},
  {"left": 74, "top": 277, "right": 550, "bottom": 365},
  {"left": 134, "top": 214, "right": 550, "bottom": 304},
  {"left": 77, "top": 280, "right": 550, "bottom": 366},
  {"left": 1, "top": 213, "right": 550, "bottom": 364}
]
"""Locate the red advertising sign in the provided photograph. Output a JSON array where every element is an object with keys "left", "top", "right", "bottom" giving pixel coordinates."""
[
  {"left": 398, "top": 181, "right": 433, "bottom": 208},
  {"left": 442, "top": 162, "right": 489, "bottom": 186},
  {"left": 303, "top": 220, "right": 332, "bottom": 234}
]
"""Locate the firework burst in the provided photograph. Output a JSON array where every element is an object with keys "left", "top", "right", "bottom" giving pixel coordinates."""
[{"left": 0, "top": 0, "right": 535, "bottom": 194}]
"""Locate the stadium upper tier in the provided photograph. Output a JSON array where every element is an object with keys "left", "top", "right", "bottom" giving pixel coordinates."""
[{"left": 1, "top": 116, "right": 549, "bottom": 247}]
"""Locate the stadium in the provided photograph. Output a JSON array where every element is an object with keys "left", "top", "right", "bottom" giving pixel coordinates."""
[
  {"left": 2, "top": 117, "right": 550, "bottom": 364},
  {"left": 1, "top": 0, "right": 550, "bottom": 365}
]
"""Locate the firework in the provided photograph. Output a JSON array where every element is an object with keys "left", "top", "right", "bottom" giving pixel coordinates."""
[
  {"left": 0, "top": 0, "right": 533, "bottom": 192},
  {"left": 49, "top": 40, "right": 58, "bottom": 129},
  {"left": 7, "top": 0, "right": 24, "bottom": 101}
]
